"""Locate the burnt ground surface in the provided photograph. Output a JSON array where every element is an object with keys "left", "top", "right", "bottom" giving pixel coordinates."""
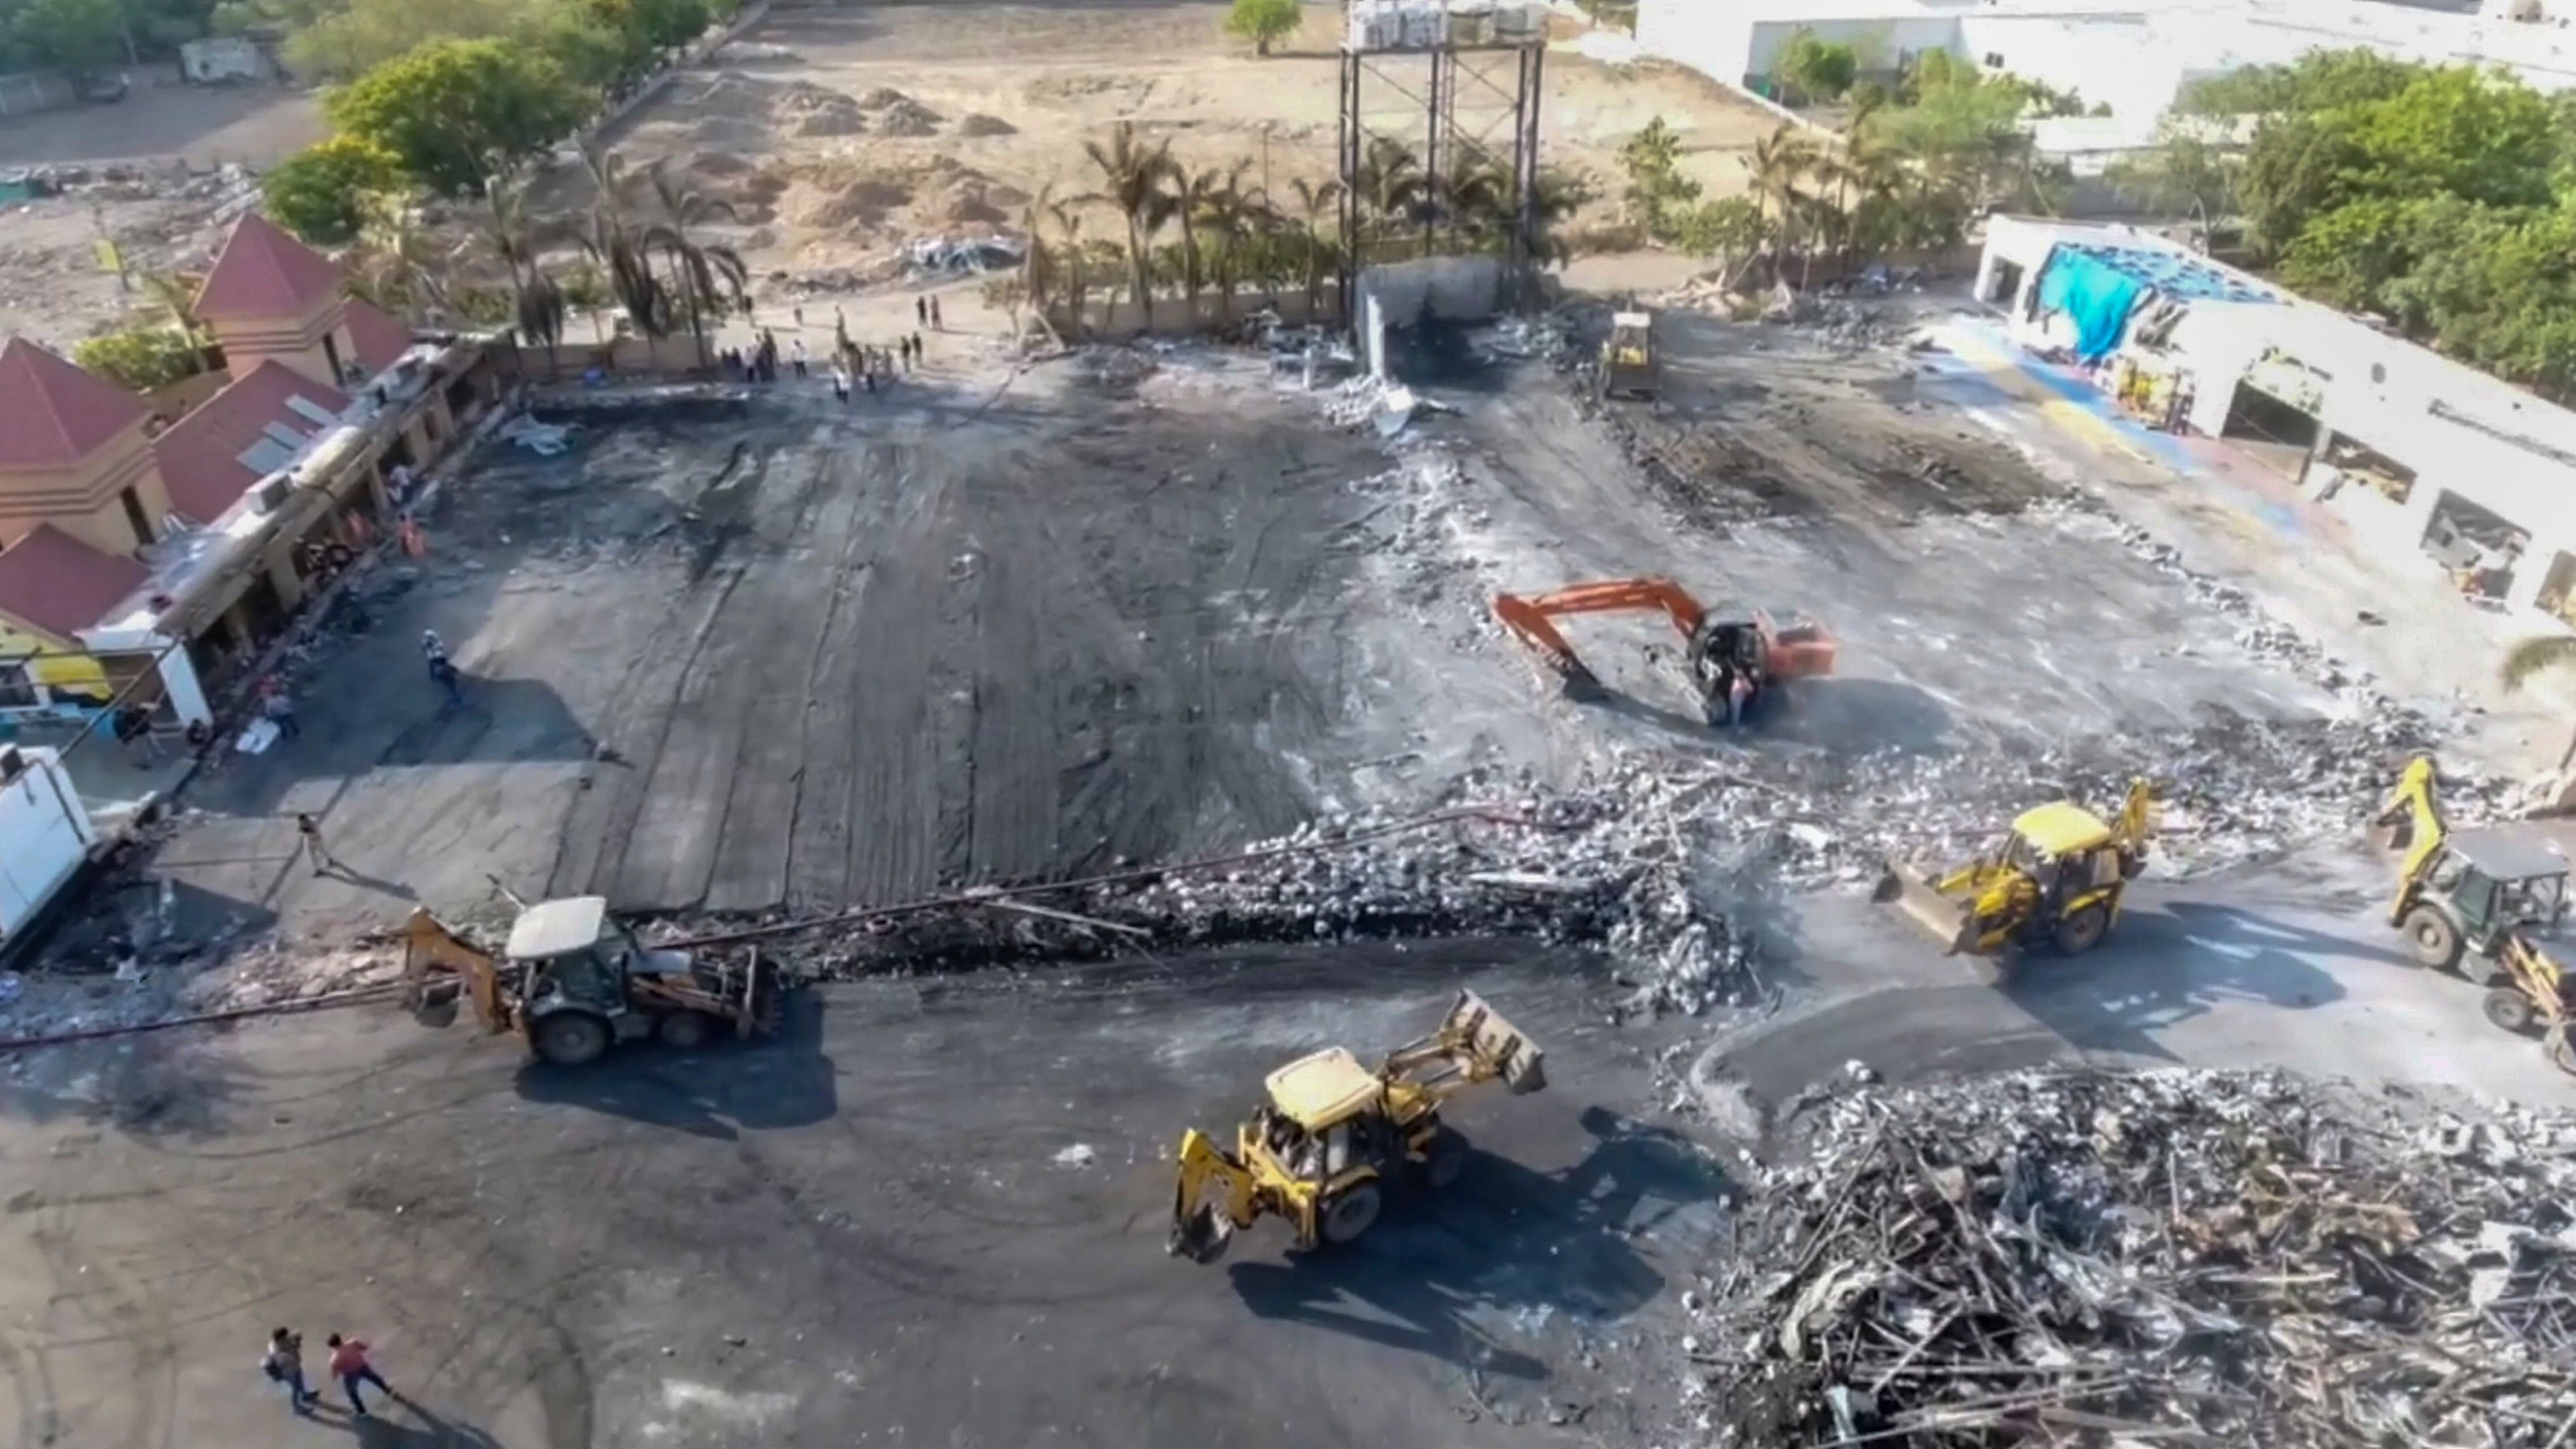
[
  {"left": 0, "top": 944, "right": 1714, "bottom": 1449},
  {"left": 141, "top": 365, "right": 1422, "bottom": 933}
]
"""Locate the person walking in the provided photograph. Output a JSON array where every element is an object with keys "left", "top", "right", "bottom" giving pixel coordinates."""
[
  {"left": 295, "top": 813, "right": 342, "bottom": 878},
  {"left": 791, "top": 337, "right": 809, "bottom": 378},
  {"left": 791, "top": 304, "right": 805, "bottom": 327},
  {"left": 929, "top": 296, "right": 943, "bottom": 330},
  {"left": 263, "top": 1328, "right": 320, "bottom": 1415},
  {"left": 262, "top": 687, "right": 300, "bottom": 740},
  {"left": 911, "top": 330, "right": 925, "bottom": 367},
  {"left": 429, "top": 653, "right": 465, "bottom": 707},
  {"left": 916, "top": 295, "right": 928, "bottom": 327},
  {"left": 829, "top": 361, "right": 850, "bottom": 404},
  {"left": 325, "top": 1335, "right": 393, "bottom": 1418}
]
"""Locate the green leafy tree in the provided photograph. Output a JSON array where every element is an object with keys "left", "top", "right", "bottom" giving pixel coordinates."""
[
  {"left": 1772, "top": 29, "right": 1857, "bottom": 107},
  {"left": 75, "top": 325, "right": 205, "bottom": 392},
  {"left": 14, "top": 0, "right": 126, "bottom": 72},
  {"left": 1673, "top": 195, "right": 1764, "bottom": 274},
  {"left": 262, "top": 136, "right": 404, "bottom": 245},
  {"left": 1617, "top": 116, "right": 1702, "bottom": 243},
  {"left": 1223, "top": 0, "right": 1299, "bottom": 55},
  {"left": 2104, "top": 123, "right": 2243, "bottom": 245},
  {"left": 325, "top": 38, "right": 589, "bottom": 196}
]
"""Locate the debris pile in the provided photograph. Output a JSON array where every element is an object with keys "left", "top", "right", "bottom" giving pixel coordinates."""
[
  {"left": 1685, "top": 1067, "right": 2576, "bottom": 1446},
  {"left": 697, "top": 784, "right": 1764, "bottom": 1015}
]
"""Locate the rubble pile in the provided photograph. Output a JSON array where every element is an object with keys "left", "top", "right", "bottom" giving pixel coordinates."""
[
  {"left": 1686, "top": 1068, "right": 2576, "bottom": 1446},
  {"left": 707, "top": 779, "right": 1764, "bottom": 1014}
]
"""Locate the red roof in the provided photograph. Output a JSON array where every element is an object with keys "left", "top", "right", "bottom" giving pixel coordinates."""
[
  {"left": 0, "top": 524, "right": 146, "bottom": 641},
  {"left": 151, "top": 360, "right": 350, "bottom": 523},
  {"left": 193, "top": 213, "right": 346, "bottom": 322},
  {"left": 343, "top": 299, "right": 414, "bottom": 373},
  {"left": 0, "top": 337, "right": 149, "bottom": 470}
]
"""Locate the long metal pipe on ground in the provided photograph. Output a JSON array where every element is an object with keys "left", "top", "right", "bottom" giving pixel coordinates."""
[{"left": 0, "top": 805, "right": 1548, "bottom": 1052}]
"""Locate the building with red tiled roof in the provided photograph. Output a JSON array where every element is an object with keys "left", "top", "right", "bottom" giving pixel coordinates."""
[
  {"left": 191, "top": 213, "right": 375, "bottom": 392},
  {"left": 0, "top": 338, "right": 175, "bottom": 561},
  {"left": 152, "top": 361, "right": 352, "bottom": 526},
  {"left": 0, "top": 524, "right": 147, "bottom": 645}
]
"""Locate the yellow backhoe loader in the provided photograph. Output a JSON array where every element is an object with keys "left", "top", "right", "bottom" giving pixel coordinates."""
[
  {"left": 1169, "top": 990, "right": 1544, "bottom": 1263},
  {"left": 2373, "top": 754, "right": 2576, "bottom": 1073},
  {"left": 400, "top": 897, "right": 781, "bottom": 1066},
  {"left": 1873, "top": 782, "right": 2155, "bottom": 974}
]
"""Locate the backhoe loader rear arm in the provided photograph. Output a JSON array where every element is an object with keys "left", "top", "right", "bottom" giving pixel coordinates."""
[
  {"left": 2376, "top": 755, "right": 2448, "bottom": 923},
  {"left": 1169, "top": 1128, "right": 1262, "bottom": 1262},
  {"left": 400, "top": 908, "right": 512, "bottom": 1035}
]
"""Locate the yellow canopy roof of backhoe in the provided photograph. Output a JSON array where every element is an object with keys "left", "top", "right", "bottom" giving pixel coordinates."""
[
  {"left": 1264, "top": 1047, "right": 1385, "bottom": 1129},
  {"left": 2013, "top": 801, "right": 2113, "bottom": 857}
]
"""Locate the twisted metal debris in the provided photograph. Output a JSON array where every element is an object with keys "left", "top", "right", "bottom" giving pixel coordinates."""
[{"left": 1684, "top": 1068, "right": 2576, "bottom": 1446}]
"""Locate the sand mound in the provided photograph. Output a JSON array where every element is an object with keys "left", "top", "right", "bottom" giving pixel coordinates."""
[
  {"left": 877, "top": 99, "right": 942, "bottom": 137},
  {"left": 955, "top": 112, "right": 1017, "bottom": 137},
  {"left": 941, "top": 184, "right": 1008, "bottom": 226},
  {"left": 854, "top": 87, "right": 909, "bottom": 108},
  {"left": 796, "top": 109, "right": 864, "bottom": 137},
  {"left": 985, "top": 182, "right": 1031, "bottom": 209},
  {"left": 686, "top": 149, "right": 757, "bottom": 177},
  {"left": 791, "top": 177, "right": 915, "bottom": 231}
]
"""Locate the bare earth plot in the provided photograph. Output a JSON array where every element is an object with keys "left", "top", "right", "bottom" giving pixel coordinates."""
[{"left": 587, "top": 1, "right": 1782, "bottom": 281}]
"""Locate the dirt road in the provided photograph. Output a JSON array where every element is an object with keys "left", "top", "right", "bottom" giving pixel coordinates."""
[{"left": 0, "top": 943, "right": 1708, "bottom": 1448}]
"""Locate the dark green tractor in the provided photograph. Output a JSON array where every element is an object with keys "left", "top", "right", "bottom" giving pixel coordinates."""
[{"left": 2393, "top": 828, "right": 2570, "bottom": 985}]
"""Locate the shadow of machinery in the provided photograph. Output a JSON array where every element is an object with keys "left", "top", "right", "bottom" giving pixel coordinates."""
[
  {"left": 1568, "top": 663, "right": 1957, "bottom": 759},
  {"left": 1998, "top": 898, "right": 2364, "bottom": 1064},
  {"left": 510, "top": 985, "right": 837, "bottom": 1141},
  {"left": 1224, "top": 1106, "right": 1718, "bottom": 1378}
]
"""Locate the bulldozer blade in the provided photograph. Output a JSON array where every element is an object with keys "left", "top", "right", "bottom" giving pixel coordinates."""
[
  {"left": 1442, "top": 989, "right": 1547, "bottom": 1094},
  {"left": 1875, "top": 859, "right": 1976, "bottom": 956}
]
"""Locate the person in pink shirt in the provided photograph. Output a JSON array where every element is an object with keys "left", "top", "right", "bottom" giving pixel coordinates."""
[{"left": 325, "top": 1333, "right": 395, "bottom": 1417}]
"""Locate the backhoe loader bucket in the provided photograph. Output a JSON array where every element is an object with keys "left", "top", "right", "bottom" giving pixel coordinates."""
[
  {"left": 1872, "top": 859, "right": 1977, "bottom": 955},
  {"left": 1169, "top": 1129, "right": 1253, "bottom": 1265},
  {"left": 1440, "top": 990, "right": 1547, "bottom": 1095}
]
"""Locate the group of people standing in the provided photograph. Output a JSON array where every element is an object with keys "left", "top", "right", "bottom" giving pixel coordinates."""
[{"left": 717, "top": 294, "right": 950, "bottom": 406}]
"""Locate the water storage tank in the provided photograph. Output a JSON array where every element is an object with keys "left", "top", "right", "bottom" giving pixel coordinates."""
[
  {"left": 1492, "top": 0, "right": 1542, "bottom": 40},
  {"left": 1400, "top": 0, "right": 1447, "bottom": 48},
  {"left": 1347, "top": 0, "right": 1386, "bottom": 49},
  {"left": 1448, "top": 0, "right": 1495, "bottom": 44}
]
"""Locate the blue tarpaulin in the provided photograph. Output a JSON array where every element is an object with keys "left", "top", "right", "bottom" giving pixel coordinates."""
[{"left": 2036, "top": 247, "right": 2145, "bottom": 362}]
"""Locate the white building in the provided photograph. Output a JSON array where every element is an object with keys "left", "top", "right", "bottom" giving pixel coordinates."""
[
  {"left": 1977, "top": 215, "right": 2576, "bottom": 622},
  {"left": 0, "top": 746, "right": 95, "bottom": 956},
  {"left": 1637, "top": 0, "right": 2576, "bottom": 119}
]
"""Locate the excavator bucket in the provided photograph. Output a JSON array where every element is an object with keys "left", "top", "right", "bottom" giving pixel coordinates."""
[
  {"left": 1872, "top": 859, "right": 1977, "bottom": 955},
  {"left": 1438, "top": 989, "right": 1547, "bottom": 1095}
]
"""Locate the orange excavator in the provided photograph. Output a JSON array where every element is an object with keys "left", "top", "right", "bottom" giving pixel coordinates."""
[{"left": 1492, "top": 578, "right": 1837, "bottom": 726}]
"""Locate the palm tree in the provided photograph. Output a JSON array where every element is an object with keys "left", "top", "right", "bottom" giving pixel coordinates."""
[
  {"left": 2502, "top": 636, "right": 2576, "bottom": 770},
  {"left": 1440, "top": 156, "right": 1513, "bottom": 247},
  {"left": 1742, "top": 125, "right": 1818, "bottom": 287},
  {"left": 478, "top": 171, "right": 571, "bottom": 350},
  {"left": 1016, "top": 181, "right": 1061, "bottom": 322},
  {"left": 1173, "top": 163, "right": 1231, "bottom": 318},
  {"left": 1080, "top": 121, "right": 1178, "bottom": 328},
  {"left": 1355, "top": 137, "right": 1428, "bottom": 250},
  {"left": 575, "top": 149, "right": 668, "bottom": 339},
  {"left": 350, "top": 199, "right": 454, "bottom": 329},
  {"left": 1201, "top": 164, "right": 1262, "bottom": 324},
  {"left": 640, "top": 156, "right": 749, "bottom": 366},
  {"left": 1047, "top": 198, "right": 1091, "bottom": 337},
  {"left": 1285, "top": 176, "right": 1344, "bottom": 315}
]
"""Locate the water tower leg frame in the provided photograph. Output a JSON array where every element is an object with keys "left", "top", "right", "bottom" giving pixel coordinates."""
[{"left": 1333, "top": 39, "right": 1548, "bottom": 327}]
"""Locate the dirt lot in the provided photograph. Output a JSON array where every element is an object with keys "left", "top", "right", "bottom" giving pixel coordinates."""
[{"left": 592, "top": 1, "right": 1780, "bottom": 280}]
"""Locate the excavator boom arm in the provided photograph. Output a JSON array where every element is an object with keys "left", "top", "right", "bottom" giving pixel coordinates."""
[{"left": 1494, "top": 578, "right": 1708, "bottom": 683}]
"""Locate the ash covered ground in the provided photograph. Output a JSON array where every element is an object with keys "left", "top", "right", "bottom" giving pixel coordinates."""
[{"left": 14, "top": 297, "right": 2573, "bottom": 1448}]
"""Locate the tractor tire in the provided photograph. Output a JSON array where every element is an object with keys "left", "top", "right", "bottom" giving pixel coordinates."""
[
  {"left": 1422, "top": 1128, "right": 1470, "bottom": 1190},
  {"left": 1320, "top": 1182, "right": 1383, "bottom": 1245},
  {"left": 531, "top": 1011, "right": 611, "bottom": 1067},
  {"left": 2053, "top": 904, "right": 2111, "bottom": 956},
  {"left": 656, "top": 1011, "right": 711, "bottom": 1049},
  {"left": 2548, "top": 1023, "right": 2576, "bottom": 1077},
  {"left": 2484, "top": 988, "right": 2537, "bottom": 1035},
  {"left": 2402, "top": 904, "right": 2465, "bottom": 973}
]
